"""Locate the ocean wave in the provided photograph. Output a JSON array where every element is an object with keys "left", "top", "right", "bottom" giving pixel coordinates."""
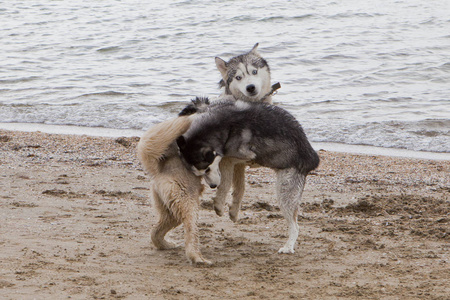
[
  {"left": 96, "top": 46, "right": 121, "bottom": 53},
  {"left": 321, "top": 54, "right": 358, "bottom": 60},
  {"left": 307, "top": 119, "right": 450, "bottom": 153},
  {"left": 328, "top": 12, "right": 385, "bottom": 19},
  {"left": 259, "top": 14, "right": 315, "bottom": 22},
  {"left": 0, "top": 76, "right": 42, "bottom": 84},
  {"left": 78, "top": 91, "right": 128, "bottom": 97}
]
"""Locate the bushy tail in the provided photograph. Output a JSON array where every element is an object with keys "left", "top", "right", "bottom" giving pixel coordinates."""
[
  {"left": 137, "top": 116, "right": 192, "bottom": 176},
  {"left": 179, "top": 96, "right": 210, "bottom": 116}
]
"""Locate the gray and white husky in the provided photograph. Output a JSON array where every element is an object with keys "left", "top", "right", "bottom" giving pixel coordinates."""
[
  {"left": 177, "top": 99, "right": 320, "bottom": 254},
  {"left": 215, "top": 43, "right": 274, "bottom": 104},
  {"left": 212, "top": 44, "right": 280, "bottom": 222}
]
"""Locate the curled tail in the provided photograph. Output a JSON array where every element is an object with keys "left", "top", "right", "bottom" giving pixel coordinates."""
[{"left": 137, "top": 116, "right": 192, "bottom": 176}]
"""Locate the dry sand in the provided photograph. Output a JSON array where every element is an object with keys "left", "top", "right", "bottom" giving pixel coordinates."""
[{"left": 0, "top": 129, "right": 449, "bottom": 299}]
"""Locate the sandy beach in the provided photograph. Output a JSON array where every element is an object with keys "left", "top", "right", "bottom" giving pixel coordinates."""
[{"left": 0, "top": 129, "right": 448, "bottom": 299}]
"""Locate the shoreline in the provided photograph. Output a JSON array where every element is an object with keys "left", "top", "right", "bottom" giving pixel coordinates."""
[
  {"left": 0, "top": 128, "right": 449, "bottom": 299},
  {"left": 1, "top": 122, "right": 449, "bottom": 161}
]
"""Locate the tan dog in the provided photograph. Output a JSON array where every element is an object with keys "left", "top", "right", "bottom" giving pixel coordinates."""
[{"left": 137, "top": 116, "right": 211, "bottom": 265}]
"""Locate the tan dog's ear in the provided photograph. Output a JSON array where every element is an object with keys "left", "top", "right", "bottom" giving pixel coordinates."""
[
  {"left": 215, "top": 57, "right": 228, "bottom": 79},
  {"left": 250, "top": 43, "right": 259, "bottom": 54}
]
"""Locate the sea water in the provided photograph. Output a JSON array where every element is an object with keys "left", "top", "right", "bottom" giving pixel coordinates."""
[{"left": 1, "top": 0, "right": 449, "bottom": 153}]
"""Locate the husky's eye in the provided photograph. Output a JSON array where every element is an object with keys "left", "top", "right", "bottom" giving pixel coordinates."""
[
  {"left": 252, "top": 70, "right": 258, "bottom": 75},
  {"left": 205, "top": 167, "right": 210, "bottom": 173},
  {"left": 236, "top": 75, "right": 242, "bottom": 81}
]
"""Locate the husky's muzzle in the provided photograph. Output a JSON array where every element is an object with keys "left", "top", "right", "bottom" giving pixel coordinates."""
[{"left": 246, "top": 84, "right": 257, "bottom": 95}]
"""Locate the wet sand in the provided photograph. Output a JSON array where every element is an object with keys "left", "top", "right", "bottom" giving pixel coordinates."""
[{"left": 0, "top": 129, "right": 448, "bottom": 299}]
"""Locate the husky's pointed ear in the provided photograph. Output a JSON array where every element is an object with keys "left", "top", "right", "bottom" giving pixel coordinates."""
[
  {"left": 176, "top": 136, "right": 186, "bottom": 149},
  {"left": 215, "top": 57, "right": 228, "bottom": 79},
  {"left": 250, "top": 43, "right": 259, "bottom": 54}
]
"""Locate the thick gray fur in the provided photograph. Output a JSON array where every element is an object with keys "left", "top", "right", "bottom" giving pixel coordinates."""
[{"left": 179, "top": 100, "right": 319, "bottom": 174}]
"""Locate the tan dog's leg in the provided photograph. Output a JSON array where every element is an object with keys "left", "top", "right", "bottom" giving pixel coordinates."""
[
  {"left": 181, "top": 204, "right": 212, "bottom": 265},
  {"left": 151, "top": 191, "right": 179, "bottom": 250},
  {"left": 152, "top": 185, "right": 211, "bottom": 265},
  {"left": 212, "top": 158, "right": 234, "bottom": 216},
  {"left": 229, "top": 163, "right": 246, "bottom": 222}
]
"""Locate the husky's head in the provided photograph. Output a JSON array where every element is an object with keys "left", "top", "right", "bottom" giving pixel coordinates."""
[
  {"left": 176, "top": 136, "right": 222, "bottom": 189},
  {"left": 215, "top": 43, "right": 271, "bottom": 102}
]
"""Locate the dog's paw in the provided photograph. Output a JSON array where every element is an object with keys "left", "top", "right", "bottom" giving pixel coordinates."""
[
  {"left": 190, "top": 256, "right": 213, "bottom": 266},
  {"left": 229, "top": 212, "right": 238, "bottom": 222},
  {"left": 158, "top": 240, "right": 178, "bottom": 250},
  {"left": 194, "top": 258, "right": 213, "bottom": 266},
  {"left": 228, "top": 207, "right": 239, "bottom": 222},
  {"left": 278, "top": 246, "right": 295, "bottom": 254},
  {"left": 213, "top": 205, "right": 225, "bottom": 217}
]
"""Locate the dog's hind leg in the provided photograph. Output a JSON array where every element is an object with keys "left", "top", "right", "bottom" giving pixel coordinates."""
[
  {"left": 212, "top": 158, "right": 234, "bottom": 216},
  {"left": 151, "top": 192, "right": 180, "bottom": 250},
  {"left": 154, "top": 185, "right": 211, "bottom": 265},
  {"left": 229, "top": 163, "right": 246, "bottom": 222},
  {"left": 275, "top": 168, "right": 306, "bottom": 254}
]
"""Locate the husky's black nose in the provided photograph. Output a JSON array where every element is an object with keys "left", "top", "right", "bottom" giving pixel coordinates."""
[
  {"left": 209, "top": 184, "right": 217, "bottom": 189},
  {"left": 246, "top": 84, "right": 256, "bottom": 94}
]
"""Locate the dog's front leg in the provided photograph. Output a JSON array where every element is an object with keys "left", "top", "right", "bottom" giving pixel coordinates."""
[
  {"left": 183, "top": 213, "right": 212, "bottom": 265},
  {"left": 229, "top": 163, "right": 246, "bottom": 222},
  {"left": 174, "top": 193, "right": 212, "bottom": 265},
  {"left": 212, "top": 158, "right": 234, "bottom": 216}
]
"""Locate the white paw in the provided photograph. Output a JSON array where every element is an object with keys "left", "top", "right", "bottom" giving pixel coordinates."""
[
  {"left": 278, "top": 246, "right": 295, "bottom": 254},
  {"left": 214, "top": 205, "right": 224, "bottom": 216},
  {"left": 158, "top": 240, "right": 178, "bottom": 250},
  {"left": 193, "top": 257, "right": 212, "bottom": 266},
  {"left": 228, "top": 204, "right": 239, "bottom": 222},
  {"left": 189, "top": 254, "right": 213, "bottom": 266},
  {"left": 229, "top": 211, "right": 238, "bottom": 222}
]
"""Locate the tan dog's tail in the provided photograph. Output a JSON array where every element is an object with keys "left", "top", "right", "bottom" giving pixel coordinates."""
[{"left": 137, "top": 116, "right": 192, "bottom": 176}]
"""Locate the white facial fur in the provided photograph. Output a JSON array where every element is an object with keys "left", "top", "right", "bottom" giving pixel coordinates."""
[
  {"left": 234, "top": 100, "right": 251, "bottom": 110},
  {"left": 191, "top": 155, "right": 222, "bottom": 188},
  {"left": 229, "top": 63, "right": 271, "bottom": 102},
  {"left": 203, "top": 155, "right": 222, "bottom": 188}
]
